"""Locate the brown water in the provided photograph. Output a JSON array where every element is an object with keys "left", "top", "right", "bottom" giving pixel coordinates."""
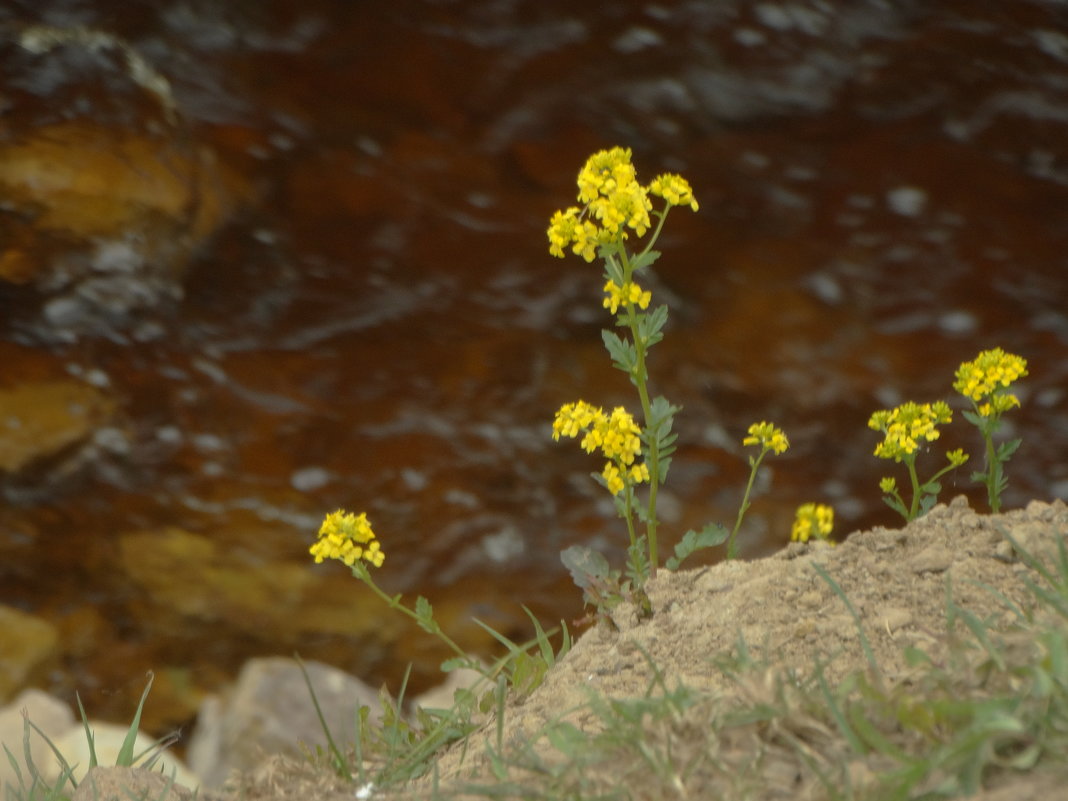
[{"left": 1, "top": 0, "right": 1067, "bottom": 737}]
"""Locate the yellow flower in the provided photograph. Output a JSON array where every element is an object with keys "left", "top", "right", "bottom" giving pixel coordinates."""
[
  {"left": 742, "top": 421, "right": 790, "bottom": 455},
  {"left": 577, "top": 146, "right": 640, "bottom": 205},
  {"left": 953, "top": 348, "right": 1028, "bottom": 404},
  {"left": 600, "top": 406, "right": 643, "bottom": 465},
  {"left": 791, "top": 503, "right": 834, "bottom": 543},
  {"left": 946, "top": 448, "right": 970, "bottom": 467},
  {"left": 554, "top": 401, "right": 647, "bottom": 496},
  {"left": 602, "top": 462, "right": 625, "bottom": 495},
  {"left": 548, "top": 147, "right": 699, "bottom": 259},
  {"left": 311, "top": 510, "right": 385, "bottom": 568},
  {"left": 547, "top": 207, "right": 599, "bottom": 262},
  {"left": 649, "top": 173, "right": 699, "bottom": 212},
  {"left": 868, "top": 401, "right": 952, "bottom": 461},
  {"left": 603, "top": 279, "right": 652, "bottom": 314},
  {"left": 601, "top": 460, "right": 650, "bottom": 497},
  {"left": 879, "top": 476, "right": 897, "bottom": 494},
  {"left": 552, "top": 400, "right": 605, "bottom": 442}
]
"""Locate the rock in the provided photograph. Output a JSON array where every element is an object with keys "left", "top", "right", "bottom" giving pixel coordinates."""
[
  {"left": 907, "top": 545, "right": 954, "bottom": 575},
  {"left": 72, "top": 766, "right": 208, "bottom": 801},
  {"left": 0, "top": 606, "right": 59, "bottom": 702},
  {"left": 48, "top": 721, "right": 198, "bottom": 789},
  {"left": 0, "top": 380, "right": 114, "bottom": 474},
  {"left": 0, "top": 27, "right": 252, "bottom": 341},
  {"left": 0, "top": 689, "right": 74, "bottom": 793},
  {"left": 187, "top": 657, "right": 381, "bottom": 789},
  {"left": 410, "top": 664, "right": 488, "bottom": 712},
  {"left": 0, "top": 687, "right": 196, "bottom": 791},
  {"left": 116, "top": 527, "right": 402, "bottom": 643}
]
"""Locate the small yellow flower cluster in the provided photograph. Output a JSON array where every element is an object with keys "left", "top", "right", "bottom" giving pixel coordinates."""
[
  {"left": 791, "top": 503, "right": 834, "bottom": 543},
  {"left": 603, "top": 279, "right": 652, "bottom": 315},
  {"left": 648, "top": 173, "right": 699, "bottom": 211},
  {"left": 953, "top": 348, "right": 1028, "bottom": 416},
  {"left": 552, "top": 400, "right": 649, "bottom": 495},
  {"left": 578, "top": 146, "right": 652, "bottom": 236},
  {"left": 742, "top": 421, "right": 790, "bottom": 455},
  {"left": 547, "top": 147, "right": 698, "bottom": 261},
  {"left": 547, "top": 208, "right": 599, "bottom": 262},
  {"left": 867, "top": 401, "right": 952, "bottom": 461},
  {"left": 310, "top": 509, "right": 385, "bottom": 568}
]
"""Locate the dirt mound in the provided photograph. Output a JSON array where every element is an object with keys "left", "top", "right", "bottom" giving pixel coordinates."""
[{"left": 415, "top": 495, "right": 1068, "bottom": 798}]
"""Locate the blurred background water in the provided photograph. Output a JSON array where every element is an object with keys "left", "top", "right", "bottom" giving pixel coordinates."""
[{"left": 0, "top": 0, "right": 1066, "bottom": 740}]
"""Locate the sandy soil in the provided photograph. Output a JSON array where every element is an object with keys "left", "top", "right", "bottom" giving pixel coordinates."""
[{"left": 222, "top": 495, "right": 1068, "bottom": 800}]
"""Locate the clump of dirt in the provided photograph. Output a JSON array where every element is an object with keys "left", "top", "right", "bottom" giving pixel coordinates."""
[
  {"left": 224, "top": 495, "right": 1068, "bottom": 800},
  {"left": 412, "top": 495, "right": 1068, "bottom": 798}
]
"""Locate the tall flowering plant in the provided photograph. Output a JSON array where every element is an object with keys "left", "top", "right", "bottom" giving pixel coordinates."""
[
  {"left": 954, "top": 348, "right": 1028, "bottom": 512},
  {"left": 868, "top": 401, "right": 969, "bottom": 522},
  {"left": 549, "top": 147, "right": 697, "bottom": 584}
]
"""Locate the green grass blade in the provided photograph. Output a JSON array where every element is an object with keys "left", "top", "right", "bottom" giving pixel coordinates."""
[
  {"left": 294, "top": 654, "right": 348, "bottom": 778},
  {"left": 117, "top": 671, "right": 154, "bottom": 767},
  {"left": 75, "top": 691, "right": 98, "bottom": 772}
]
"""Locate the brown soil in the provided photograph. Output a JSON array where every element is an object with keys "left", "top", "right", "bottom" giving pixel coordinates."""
[{"left": 229, "top": 495, "right": 1068, "bottom": 800}]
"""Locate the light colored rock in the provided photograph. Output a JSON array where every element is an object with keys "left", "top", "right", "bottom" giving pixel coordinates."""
[
  {"left": 0, "top": 607, "right": 59, "bottom": 702},
  {"left": 0, "top": 690, "right": 196, "bottom": 793},
  {"left": 187, "top": 657, "right": 381, "bottom": 789},
  {"left": 0, "top": 689, "right": 74, "bottom": 794},
  {"left": 72, "top": 766, "right": 207, "bottom": 801},
  {"left": 48, "top": 721, "right": 198, "bottom": 789},
  {"left": 411, "top": 665, "right": 489, "bottom": 712},
  {"left": 0, "top": 381, "right": 114, "bottom": 474},
  {"left": 0, "top": 27, "right": 253, "bottom": 340},
  {"left": 117, "top": 527, "right": 403, "bottom": 644}
]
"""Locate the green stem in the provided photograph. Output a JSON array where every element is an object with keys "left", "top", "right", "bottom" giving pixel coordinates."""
[
  {"left": 618, "top": 251, "right": 660, "bottom": 576},
  {"left": 354, "top": 564, "right": 468, "bottom": 660},
  {"left": 612, "top": 206, "right": 674, "bottom": 577},
  {"left": 984, "top": 432, "right": 1000, "bottom": 513},
  {"left": 727, "top": 451, "right": 766, "bottom": 559},
  {"left": 906, "top": 457, "right": 922, "bottom": 521},
  {"left": 622, "top": 474, "right": 638, "bottom": 554}
]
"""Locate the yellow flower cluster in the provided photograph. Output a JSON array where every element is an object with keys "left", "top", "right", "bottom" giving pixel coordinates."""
[
  {"left": 868, "top": 401, "right": 952, "bottom": 461},
  {"left": 603, "top": 461, "right": 651, "bottom": 496},
  {"left": 742, "top": 421, "right": 790, "bottom": 455},
  {"left": 649, "top": 173, "right": 699, "bottom": 211},
  {"left": 547, "top": 208, "right": 599, "bottom": 262},
  {"left": 547, "top": 147, "right": 698, "bottom": 261},
  {"left": 552, "top": 400, "right": 649, "bottom": 495},
  {"left": 310, "top": 509, "right": 385, "bottom": 568},
  {"left": 953, "top": 348, "right": 1028, "bottom": 416},
  {"left": 791, "top": 503, "right": 834, "bottom": 543},
  {"left": 603, "top": 279, "right": 652, "bottom": 314}
]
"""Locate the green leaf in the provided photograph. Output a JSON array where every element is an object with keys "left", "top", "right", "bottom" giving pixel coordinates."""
[
  {"left": 601, "top": 329, "right": 637, "bottom": 375},
  {"left": 601, "top": 256, "right": 625, "bottom": 286},
  {"left": 996, "top": 438, "right": 1022, "bottom": 461},
  {"left": 921, "top": 480, "right": 942, "bottom": 497},
  {"left": 560, "top": 545, "right": 611, "bottom": 590},
  {"left": 647, "top": 395, "right": 682, "bottom": 429},
  {"left": 636, "top": 304, "right": 669, "bottom": 348},
  {"left": 440, "top": 657, "right": 472, "bottom": 673},
  {"left": 919, "top": 493, "right": 938, "bottom": 517},
  {"left": 665, "top": 522, "right": 729, "bottom": 570},
  {"left": 961, "top": 409, "right": 984, "bottom": 427},
  {"left": 630, "top": 249, "right": 662, "bottom": 273},
  {"left": 656, "top": 455, "right": 674, "bottom": 484},
  {"left": 882, "top": 494, "right": 909, "bottom": 521}
]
